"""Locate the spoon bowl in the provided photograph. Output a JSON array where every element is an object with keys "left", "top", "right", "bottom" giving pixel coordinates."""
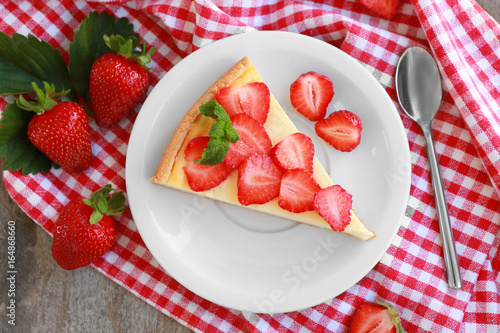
[
  {"left": 395, "top": 46, "right": 462, "bottom": 290},
  {"left": 396, "top": 47, "right": 442, "bottom": 124}
]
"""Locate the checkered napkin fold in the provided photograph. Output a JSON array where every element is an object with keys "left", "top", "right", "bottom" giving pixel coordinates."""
[{"left": 1, "top": 0, "right": 499, "bottom": 332}]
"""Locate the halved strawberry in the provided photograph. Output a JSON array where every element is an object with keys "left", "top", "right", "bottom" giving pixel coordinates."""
[
  {"left": 349, "top": 301, "right": 405, "bottom": 333},
  {"left": 271, "top": 132, "right": 314, "bottom": 173},
  {"left": 215, "top": 82, "right": 270, "bottom": 124},
  {"left": 359, "top": 0, "right": 401, "bottom": 20},
  {"left": 315, "top": 110, "right": 362, "bottom": 152},
  {"left": 237, "top": 154, "right": 283, "bottom": 206},
  {"left": 226, "top": 113, "right": 272, "bottom": 168},
  {"left": 184, "top": 137, "right": 233, "bottom": 192},
  {"left": 290, "top": 72, "right": 334, "bottom": 121},
  {"left": 279, "top": 169, "right": 321, "bottom": 213},
  {"left": 313, "top": 185, "right": 352, "bottom": 231}
]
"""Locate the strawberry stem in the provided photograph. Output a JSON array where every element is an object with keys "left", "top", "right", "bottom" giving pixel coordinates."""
[
  {"left": 375, "top": 300, "right": 405, "bottom": 333},
  {"left": 103, "top": 34, "right": 157, "bottom": 70},
  {"left": 16, "top": 81, "right": 70, "bottom": 114},
  {"left": 83, "top": 184, "right": 127, "bottom": 225}
]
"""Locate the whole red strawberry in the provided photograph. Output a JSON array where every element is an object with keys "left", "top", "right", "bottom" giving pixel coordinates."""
[
  {"left": 17, "top": 82, "right": 92, "bottom": 173},
  {"left": 89, "top": 34, "right": 156, "bottom": 127},
  {"left": 52, "top": 184, "right": 127, "bottom": 270}
]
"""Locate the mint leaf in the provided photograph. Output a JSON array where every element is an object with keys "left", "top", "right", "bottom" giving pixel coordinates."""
[
  {"left": 195, "top": 100, "right": 239, "bottom": 165},
  {"left": 0, "top": 103, "right": 52, "bottom": 174},
  {"left": 0, "top": 32, "right": 73, "bottom": 98},
  {"left": 69, "top": 11, "right": 138, "bottom": 103},
  {"left": 198, "top": 137, "right": 230, "bottom": 166}
]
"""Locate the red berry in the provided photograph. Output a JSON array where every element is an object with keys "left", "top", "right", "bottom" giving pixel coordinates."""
[
  {"left": 271, "top": 132, "right": 314, "bottom": 173},
  {"left": 313, "top": 185, "right": 352, "bottom": 231},
  {"left": 226, "top": 113, "right": 272, "bottom": 168},
  {"left": 184, "top": 137, "right": 233, "bottom": 192},
  {"left": 27, "top": 101, "right": 92, "bottom": 173},
  {"left": 279, "top": 169, "right": 321, "bottom": 213},
  {"left": 215, "top": 82, "right": 270, "bottom": 124},
  {"left": 290, "top": 72, "right": 334, "bottom": 121},
  {"left": 237, "top": 154, "right": 283, "bottom": 206},
  {"left": 315, "top": 110, "right": 362, "bottom": 152},
  {"left": 358, "top": 0, "right": 401, "bottom": 19},
  {"left": 349, "top": 301, "right": 405, "bottom": 333},
  {"left": 90, "top": 53, "right": 150, "bottom": 127},
  {"left": 52, "top": 185, "right": 126, "bottom": 270}
]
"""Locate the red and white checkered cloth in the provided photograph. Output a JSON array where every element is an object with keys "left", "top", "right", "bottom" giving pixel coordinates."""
[{"left": 1, "top": 0, "right": 499, "bottom": 332}]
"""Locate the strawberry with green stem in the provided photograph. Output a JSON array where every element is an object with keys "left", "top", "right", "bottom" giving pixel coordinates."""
[
  {"left": 349, "top": 300, "right": 405, "bottom": 332},
  {"left": 89, "top": 34, "right": 156, "bottom": 127},
  {"left": 52, "top": 184, "right": 127, "bottom": 270},
  {"left": 16, "top": 81, "right": 92, "bottom": 173}
]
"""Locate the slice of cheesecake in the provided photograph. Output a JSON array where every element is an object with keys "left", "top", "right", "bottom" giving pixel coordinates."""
[{"left": 151, "top": 56, "right": 375, "bottom": 240}]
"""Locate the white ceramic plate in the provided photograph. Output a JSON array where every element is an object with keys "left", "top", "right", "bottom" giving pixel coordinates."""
[{"left": 126, "top": 31, "right": 411, "bottom": 313}]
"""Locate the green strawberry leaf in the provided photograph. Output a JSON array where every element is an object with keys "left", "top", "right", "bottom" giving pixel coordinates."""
[
  {"left": 83, "top": 184, "right": 127, "bottom": 224},
  {"left": 0, "top": 103, "right": 52, "bottom": 174},
  {"left": 108, "top": 192, "right": 126, "bottom": 212},
  {"left": 0, "top": 32, "right": 74, "bottom": 98},
  {"left": 69, "top": 11, "right": 138, "bottom": 103},
  {"left": 195, "top": 100, "right": 239, "bottom": 165}
]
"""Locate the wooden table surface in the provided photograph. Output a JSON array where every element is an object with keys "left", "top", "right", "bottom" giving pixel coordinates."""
[{"left": 1, "top": 2, "right": 499, "bottom": 332}]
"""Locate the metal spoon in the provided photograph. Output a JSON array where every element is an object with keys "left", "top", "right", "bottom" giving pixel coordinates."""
[{"left": 395, "top": 46, "right": 462, "bottom": 290}]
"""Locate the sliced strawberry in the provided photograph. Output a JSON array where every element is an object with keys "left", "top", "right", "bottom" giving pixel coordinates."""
[
  {"left": 226, "top": 113, "right": 272, "bottom": 168},
  {"left": 271, "top": 132, "right": 315, "bottom": 173},
  {"left": 359, "top": 0, "right": 401, "bottom": 20},
  {"left": 215, "top": 82, "right": 270, "bottom": 124},
  {"left": 237, "top": 154, "right": 283, "bottom": 206},
  {"left": 184, "top": 137, "right": 233, "bottom": 192},
  {"left": 313, "top": 185, "right": 352, "bottom": 231},
  {"left": 290, "top": 72, "right": 334, "bottom": 121},
  {"left": 279, "top": 169, "right": 321, "bottom": 213},
  {"left": 315, "top": 110, "right": 362, "bottom": 152},
  {"left": 349, "top": 301, "right": 405, "bottom": 333}
]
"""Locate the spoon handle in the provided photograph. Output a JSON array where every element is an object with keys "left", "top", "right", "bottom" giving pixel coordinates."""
[{"left": 422, "top": 124, "right": 462, "bottom": 290}]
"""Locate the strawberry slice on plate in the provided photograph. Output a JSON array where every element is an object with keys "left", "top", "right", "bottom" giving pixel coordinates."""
[
  {"left": 226, "top": 113, "right": 272, "bottom": 168},
  {"left": 215, "top": 81, "right": 270, "bottom": 124},
  {"left": 313, "top": 185, "right": 352, "bottom": 231},
  {"left": 359, "top": 0, "right": 401, "bottom": 20},
  {"left": 237, "top": 154, "right": 283, "bottom": 206},
  {"left": 290, "top": 71, "right": 334, "bottom": 121},
  {"left": 315, "top": 110, "right": 362, "bottom": 152},
  {"left": 184, "top": 137, "right": 233, "bottom": 192},
  {"left": 271, "top": 132, "right": 315, "bottom": 173},
  {"left": 279, "top": 169, "right": 321, "bottom": 213},
  {"left": 349, "top": 301, "right": 405, "bottom": 333}
]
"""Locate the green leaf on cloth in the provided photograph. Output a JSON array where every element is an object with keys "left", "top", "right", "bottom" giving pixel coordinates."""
[
  {"left": 0, "top": 32, "right": 73, "bottom": 98},
  {"left": 0, "top": 102, "right": 53, "bottom": 174}
]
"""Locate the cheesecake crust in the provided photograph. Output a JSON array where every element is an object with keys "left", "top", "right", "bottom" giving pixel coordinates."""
[{"left": 151, "top": 56, "right": 252, "bottom": 185}]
